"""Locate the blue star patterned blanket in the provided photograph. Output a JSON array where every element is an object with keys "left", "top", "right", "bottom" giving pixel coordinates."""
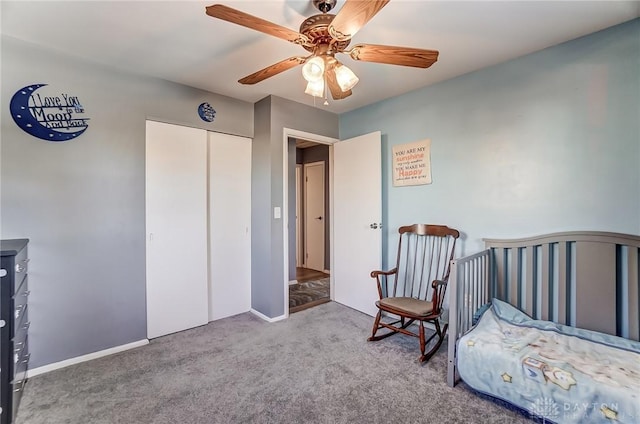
[{"left": 457, "top": 299, "right": 640, "bottom": 423}]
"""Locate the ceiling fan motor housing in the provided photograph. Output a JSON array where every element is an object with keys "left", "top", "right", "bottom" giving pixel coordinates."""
[{"left": 299, "top": 14, "right": 351, "bottom": 53}]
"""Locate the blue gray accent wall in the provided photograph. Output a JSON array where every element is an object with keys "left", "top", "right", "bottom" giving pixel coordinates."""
[
  {"left": 1, "top": 36, "right": 253, "bottom": 368},
  {"left": 340, "top": 20, "right": 640, "bottom": 269}
]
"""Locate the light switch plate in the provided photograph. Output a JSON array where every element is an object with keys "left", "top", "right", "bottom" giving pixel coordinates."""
[{"left": 274, "top": 206, "right": 281, "bottom": 219}]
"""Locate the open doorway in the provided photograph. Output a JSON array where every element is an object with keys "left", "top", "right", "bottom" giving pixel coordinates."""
[{"left": 289, "top": 138, "right": 331, "bottom": 313}]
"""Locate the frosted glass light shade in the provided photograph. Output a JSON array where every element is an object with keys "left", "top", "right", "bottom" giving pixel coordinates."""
[
  {"left": 302, "top": 56, "right": 325, "bottom": 82},
  {"left": 334, "top": 63, "right": 359, "bottom": 91},
  {"left": 305, "top": 79, "right": 324, "bottom": 97}
]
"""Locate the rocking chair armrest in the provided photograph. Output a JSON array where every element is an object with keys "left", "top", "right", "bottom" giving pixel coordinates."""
[
  {"left": 431, "top": 279, "right": 447, "bottom": 288},
  {"left": 370, "top": 268, "right": 398, "bottom": 278},
  {"left": 370, "top": 268, "right": 398, "bottom": 300},
  {"left": 431, "top": 279, "right": 448, "bottom": 313}
]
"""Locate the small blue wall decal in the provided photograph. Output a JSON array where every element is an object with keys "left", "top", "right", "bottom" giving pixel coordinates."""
[
  {"left": 10, "top": 84, "right": 90, "bottom": 142},
  {"left": 198, "top": 102, "right": 216, "bottom": 122}
]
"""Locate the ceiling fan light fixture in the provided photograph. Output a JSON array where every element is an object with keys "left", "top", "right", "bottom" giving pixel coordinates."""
[
  {"left": 334, "top": 63, "right": 359, "bottom": 92},
  {"left": 305, "top": 79, "right": 325, "bottom": 97},
  {"left": 302, "top": 56, "right": 325, "bottom": 82}
]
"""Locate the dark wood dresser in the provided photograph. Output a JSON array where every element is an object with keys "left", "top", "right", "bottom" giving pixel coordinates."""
[{"left": 1, "top": 239, "right": 29, "bottom": 424}]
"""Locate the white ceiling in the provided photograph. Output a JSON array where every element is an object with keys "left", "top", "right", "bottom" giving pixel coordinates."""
[{"left": 2, "top": 1, "right": 639, "bottom": 114}]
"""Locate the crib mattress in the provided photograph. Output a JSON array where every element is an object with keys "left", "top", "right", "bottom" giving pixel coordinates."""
[{"left": 457, "top": 299, "right": 640, "bottom": 424}]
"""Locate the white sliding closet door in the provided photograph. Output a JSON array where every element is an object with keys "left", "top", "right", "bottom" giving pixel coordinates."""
[
  {"left": 208, "top": 132, "right": 252, "bottom": 321},
  {"left": 146, "top": 120, "right": 209, "bottom": 338}
]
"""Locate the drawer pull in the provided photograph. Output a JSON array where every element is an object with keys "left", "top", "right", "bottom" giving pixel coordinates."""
[
  {"left": 20, "top": 353, "right": 31, "bottom": 364},
  {"left": 22, "top": 290, "right": 31, "bottom": 297},
  {"left": 15, "top": 305, "right": 23, "bottom": 319},
  {"left": 15, "top": 263, "right": 26, "bottom": 273},
  {"left": 22, "top": 321, "right": 31, "bottom": 331}
]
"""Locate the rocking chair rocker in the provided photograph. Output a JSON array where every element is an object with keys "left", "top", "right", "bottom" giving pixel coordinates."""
[{"left": 368, "top": 224, "right": 459, "bottom": 363}]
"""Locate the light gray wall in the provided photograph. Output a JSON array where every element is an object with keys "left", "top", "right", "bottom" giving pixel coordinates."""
[
  {"left": 340, "top": 20, "right": 640, "bottom": 270},
  {"left": 1, "top": 36, "right": 253, "bottom": 368},
  {"left": 251, "top": 96, "right": 338, "bottom": 318}
]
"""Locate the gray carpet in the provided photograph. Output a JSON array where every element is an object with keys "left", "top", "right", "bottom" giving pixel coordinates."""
[{"left": 17, "top": 302, "right": 533, "bottom": 424}]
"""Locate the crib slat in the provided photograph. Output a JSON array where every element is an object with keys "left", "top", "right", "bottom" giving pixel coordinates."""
[
  {"left": 509, "top": 249, "right": 519, "bottom": 307},
  {"left": 558, "top": 242, "right": 568, "bottom": 325},
  {"left": 628, "top": 247, "right": 639, "bottom": 341},
  {"left": 494, "top": 248, "right": 505, "bottom": 301},
  {"left": 575, "top": 241, "right": 616, "bottom": 336},
  {"left": 541, "top": 243, "right": 550, "bottom": 321},
  {"left": 525, "top": 246, "right": 535, "bottom": 318}
]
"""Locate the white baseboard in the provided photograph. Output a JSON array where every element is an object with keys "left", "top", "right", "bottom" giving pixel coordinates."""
[
  {"left": 26, "top": 339, "right": 149, "bottom": 378},
  {"left": 288, "top": 279, "right": 298, "bottom": 285},
  {"left": 323, "top": 269, "right": 330, "bottom": 275},
  {"left": 250, "top": 308, "right": 286, "bottom": 323}
]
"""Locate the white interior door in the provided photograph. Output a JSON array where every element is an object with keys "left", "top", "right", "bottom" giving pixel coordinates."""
[
  {"left": 333, "top": 131, "right": 382, "bottom": 316},
  {"left": 145, "top": 120, "right": 209, "bottom": 338},
  {"left": 304, "top": 161, "right": 325, "bottom": 272},
  {"left": 209, "top": 132, "right": 252, "bottom": 321}
]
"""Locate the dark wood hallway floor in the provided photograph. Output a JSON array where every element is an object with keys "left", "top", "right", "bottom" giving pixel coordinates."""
[{"left": 296, "top": 267, "right": 329, "bottom": 283}]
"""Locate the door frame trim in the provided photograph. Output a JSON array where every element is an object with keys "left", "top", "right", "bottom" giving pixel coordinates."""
[
  {"left": 295, "top": 164, "right": 303, "bottom": 270},
  {"left": 283, "top": 129, "right": 338, "bottom": 319},
  {"left": 303, "top": 161, "right": 325, "bottom": 271}
]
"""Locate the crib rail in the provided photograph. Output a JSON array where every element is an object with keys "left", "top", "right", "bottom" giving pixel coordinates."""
[
  {"left": 447, "top": 249, "right": 491, "bottom": 387},
  {"left": 485, "top": 231, "right": 640, "bottom": 341}
]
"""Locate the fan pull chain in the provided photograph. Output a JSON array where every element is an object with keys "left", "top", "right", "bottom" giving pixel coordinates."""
[{"left": 323, "top": 72, "right": 329, "bottom": 106}]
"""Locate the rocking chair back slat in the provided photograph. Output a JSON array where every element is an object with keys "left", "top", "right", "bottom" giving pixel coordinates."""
[{"left": 395, "top": 225, "right": 458, "bottom": 303}]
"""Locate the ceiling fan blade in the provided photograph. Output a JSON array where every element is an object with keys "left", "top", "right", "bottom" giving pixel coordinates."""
[
  {"left": 238, "top": 56, "right": 307, "bottom": 85},
  {"left": 326, "top": 66, "right": 352, "bottom": 100},
  {"left": 348, "top": 44, "right": 439, "bottom": 68},
  {"left": 328, "top": 0, "right": 390, "bottom": 41},
  {"left": 206, "top": 4, "right": 310, "bottom": 45}
]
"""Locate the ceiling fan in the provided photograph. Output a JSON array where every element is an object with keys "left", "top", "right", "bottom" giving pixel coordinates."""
[{"left": 205, "top": 0, "right": 439, "bottom": 102}]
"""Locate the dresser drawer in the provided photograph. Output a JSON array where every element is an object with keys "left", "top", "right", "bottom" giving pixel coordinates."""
[
  {"left": 11, "top": 376, "right": 26, "bottom": 423},
  {"left": 13, "top": 334, "right": 29, "bottom": 384},
  {"left": 13, "top": 304, "right": 28, "bottom": 344},
  {"left": 12, "top": 249, "right": 28, "bottom": 295},
  {"left": 12, "top": 276, "right": 29, "bottom": 330}
]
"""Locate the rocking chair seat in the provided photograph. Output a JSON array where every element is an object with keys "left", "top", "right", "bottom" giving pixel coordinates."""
[{"left": 378, "top": 297, "right": 434, "bottom": 317}]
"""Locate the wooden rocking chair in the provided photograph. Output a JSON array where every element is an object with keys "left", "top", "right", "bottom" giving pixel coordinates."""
[{"left": 368, "top": 224, "right": 460, "bottom": 362}]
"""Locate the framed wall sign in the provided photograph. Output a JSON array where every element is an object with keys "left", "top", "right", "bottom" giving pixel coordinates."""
[{"left": 392, "top": 139, "right": 432, "bottom": 186}]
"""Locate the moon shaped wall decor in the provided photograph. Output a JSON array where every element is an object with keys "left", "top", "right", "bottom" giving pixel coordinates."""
[
  {"left": 198, "top": 102, "right": 216, "bottom": 122},
  {"left": 9, "top": 84, "right": 90, "bottom": 142}
]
